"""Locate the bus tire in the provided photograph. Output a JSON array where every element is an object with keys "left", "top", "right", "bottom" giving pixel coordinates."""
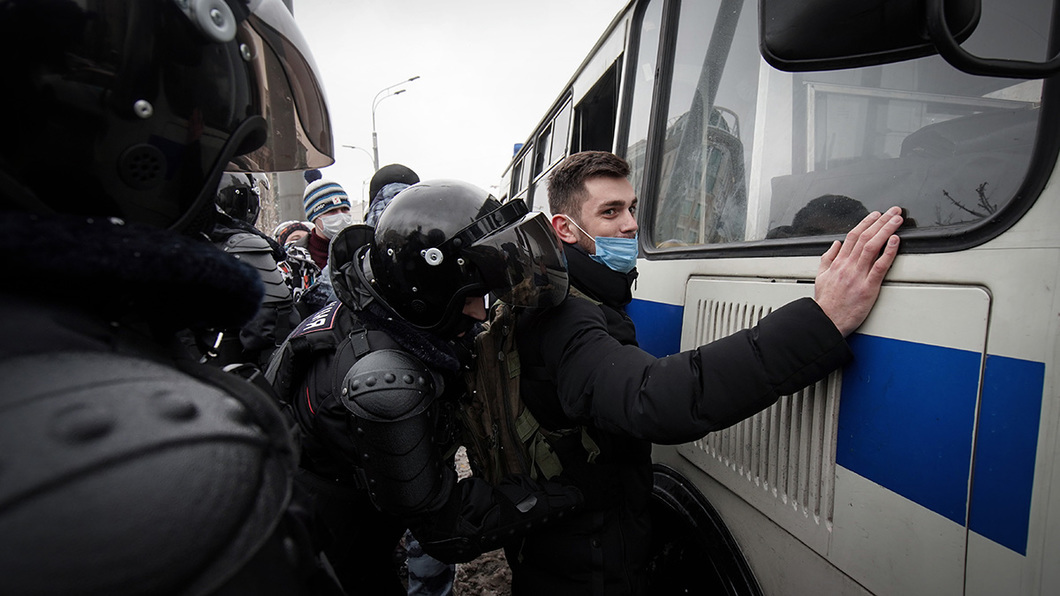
[{"left": 647, "top": 463, "right": 763, "bottom": 596}]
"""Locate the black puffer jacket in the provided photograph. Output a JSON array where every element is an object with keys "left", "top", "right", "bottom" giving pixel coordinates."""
[{"left": 511, "top": 243, "right": 852, "bottom": 596}]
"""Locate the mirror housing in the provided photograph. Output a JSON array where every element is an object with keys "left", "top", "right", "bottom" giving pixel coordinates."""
[
  {"left": 761, "top": 0, "right": 980, "bottom": 71},
  {"left": 761, "top": 0, "right": 1060, "bottom": 79}
]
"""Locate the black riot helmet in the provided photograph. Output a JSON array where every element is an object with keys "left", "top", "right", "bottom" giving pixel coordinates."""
[
  {"left": 362, "top": 180, "right": 568, "bottom": 336},
  {"left": 0, "top": 0, "right": 334, "bottom": 233},
  {"left": 216, "top": 172, "right": 267, "bottom": 225}
]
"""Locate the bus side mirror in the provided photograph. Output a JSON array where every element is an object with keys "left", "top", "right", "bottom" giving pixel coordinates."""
[{"left": 761, "top": 0, "right": 1060, "bottom": 79}]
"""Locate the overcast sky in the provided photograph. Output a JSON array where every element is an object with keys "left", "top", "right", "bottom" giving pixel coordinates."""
[{"left": 292, "top": 0, "right": 629, "bottom": 208}]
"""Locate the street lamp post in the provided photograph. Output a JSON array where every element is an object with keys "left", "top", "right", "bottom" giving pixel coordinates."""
[{"left": 371, "top": 75, "right": 419, "bottom": 171}]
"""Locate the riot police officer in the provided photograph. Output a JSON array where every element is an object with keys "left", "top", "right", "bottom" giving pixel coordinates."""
[
  {"left": 0, "top": 1, "right": 341, "bottom": 593},
  {"left": 267, "top": 180, "right": 582, "bottom": 594},
  {"left": 197, "top": 172, "right": 301, "bottom": 368}
]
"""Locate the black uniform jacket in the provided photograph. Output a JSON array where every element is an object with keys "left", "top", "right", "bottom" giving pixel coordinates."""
[{"left": 511, "top": 243, "right": 852, "bottom": 596}]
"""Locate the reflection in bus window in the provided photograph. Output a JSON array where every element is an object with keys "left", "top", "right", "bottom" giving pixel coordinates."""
[
  {"left": 650, "top": 0, "right": 756, "bottom": 247},
  {"left": 625, "top": 0, "right": 664, "bottom": 200},
  {"left": 767, "top": 84, "right": 1038, "bottom": 235},
  {"left": 645, "top": 0, "right": 1046, "bottom": 250}
]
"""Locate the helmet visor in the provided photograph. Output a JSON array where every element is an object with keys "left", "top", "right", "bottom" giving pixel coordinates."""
[
  {"left": 231, "top": 0, "right": 334, "bottom": 171},
  {"left": 462, "top": 210, "right": 569, "bottom": 310}
]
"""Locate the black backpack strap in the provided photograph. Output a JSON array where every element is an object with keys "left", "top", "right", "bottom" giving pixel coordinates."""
[{"left": 347, "top": 326, "right": 371, "bottom": 358}]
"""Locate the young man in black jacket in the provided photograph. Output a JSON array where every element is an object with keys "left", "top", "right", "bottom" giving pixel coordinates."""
[{"left": 509, "top": 151, "right": 904, "bottom": 595}]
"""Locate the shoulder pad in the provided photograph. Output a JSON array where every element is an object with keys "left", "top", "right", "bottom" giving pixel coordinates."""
[
  {"left": 221, "top": 232, "right": 273, "bottom": 254},
  {"left": 0, "top": 351, "right": 291, "bottom": 591},
  {"left": 258, "top": 266, "right": 293, "bottom": 303},
  {"left": 220, "top": 236, "right": 290, "bottom": 303},
  {"left": 340, "top": 349, "right": 441, "bottom": 420}
]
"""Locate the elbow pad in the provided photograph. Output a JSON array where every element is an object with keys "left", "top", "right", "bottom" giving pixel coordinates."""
[{"left": 339, "top": 349, "right": 453, "bottom": 515}]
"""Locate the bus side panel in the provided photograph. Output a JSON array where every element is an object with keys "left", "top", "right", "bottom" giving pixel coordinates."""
[
  {"left": 653, "top": 444, "right": 874, "bottom": 595},
  {"left": 666, "top": 279, "right": 990, "bottom": 595}
]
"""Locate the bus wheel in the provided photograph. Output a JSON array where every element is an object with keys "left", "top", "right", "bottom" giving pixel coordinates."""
[{"left": 646, "top": 463, "right": 763, "bottom": 596}]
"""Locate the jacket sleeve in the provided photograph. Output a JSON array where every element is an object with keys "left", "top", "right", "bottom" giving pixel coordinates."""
[{"left": 539, "top": 296, "right": 851, "bottom": 444}]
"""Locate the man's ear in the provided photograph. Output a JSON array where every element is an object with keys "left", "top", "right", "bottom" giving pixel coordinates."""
[{"left": 552, "top": 214, "right": 579, "bottom": 244}]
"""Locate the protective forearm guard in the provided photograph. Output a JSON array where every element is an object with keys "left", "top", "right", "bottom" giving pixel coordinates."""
[{"left": 339, "top": 349, "right": 453, "bottom": 515}]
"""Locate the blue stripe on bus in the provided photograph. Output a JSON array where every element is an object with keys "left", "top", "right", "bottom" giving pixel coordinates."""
[
  {"left": 838, "top": 335, "right": 980, "bottom": 527},
  {"left": 840, "top": 335, "right": 1044, "bottom": 556},
  {"left": 628, "top": 298, "right": 1045, "bottom": 555},
  {"left": 968, "top": 354, "right": 1043, "bottom": 555},
  {"left": 627, "top": 298, "right": 683, "bottom": 357}
]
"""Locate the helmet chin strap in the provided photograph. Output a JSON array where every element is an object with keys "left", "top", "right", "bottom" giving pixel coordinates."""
[{"left": 168, "top": 115, "right": 267, "bottom": 235}]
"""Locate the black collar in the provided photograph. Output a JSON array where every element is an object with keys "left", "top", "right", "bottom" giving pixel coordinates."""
[{"left": 1, "top": 212, "right": 264, "bottom": 332}]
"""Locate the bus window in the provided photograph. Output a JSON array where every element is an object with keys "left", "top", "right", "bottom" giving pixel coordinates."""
[
  {"left": 624, "top": 0, "right": 664, "bottom": 201},
  {"left": 650, "top": 0, "right": 756, "bottom": 247},
  {"left": 511, "top": 146, "right": 533, "bottom": 203},
  {"left": 510, "top": 158, "right": 525, "bottom": 199},
  {"left": 573, "top": 61, "right": 620, "bottom": 153},
  {"left": 645, "top": 0, "right": 1047, "bottom": 251},
  {"left": 532, "top": 176, "right": 550, "bottom": 215},
  {"left": 535, "top": 123, "right": 554, "bottom": 179},
  {"left": 520, "top": 146, "right": 533, "bottom": 192},
  {"left": 551, "top": 101, "right": 572, "bottom": 165}
]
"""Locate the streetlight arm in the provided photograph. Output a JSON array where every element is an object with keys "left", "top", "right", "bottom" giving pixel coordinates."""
[
  {"left": 371, "top": 75, "right": 419, "bottom": 173},
  {"left": 372, "top": 75, "right": 420, "bottom": 105},
  {"left": 341, "top": 144, "right": 374, "bottom": 163}
]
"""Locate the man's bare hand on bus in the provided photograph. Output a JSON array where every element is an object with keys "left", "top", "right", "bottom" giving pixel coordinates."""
[{"left": 814, "top": 206, "right": 903, "bottom": 337}]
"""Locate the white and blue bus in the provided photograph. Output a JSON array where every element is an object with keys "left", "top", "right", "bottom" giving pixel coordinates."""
[{"left": 498, "top": 0, "right": 1059, "bottom": 594}]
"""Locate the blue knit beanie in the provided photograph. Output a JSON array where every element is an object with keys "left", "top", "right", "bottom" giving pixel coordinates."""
[{"left": 303, "top": 179, "right": 351, "bottom": 222}]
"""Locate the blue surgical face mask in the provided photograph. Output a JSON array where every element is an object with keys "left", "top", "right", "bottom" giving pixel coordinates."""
[{"left": 567, "top": 217, "right": 639, "bottom": 274}]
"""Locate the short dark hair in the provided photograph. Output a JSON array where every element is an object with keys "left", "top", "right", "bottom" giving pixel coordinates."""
[{"left": 547, "top": 151, "right": 631, "bottom": 216}]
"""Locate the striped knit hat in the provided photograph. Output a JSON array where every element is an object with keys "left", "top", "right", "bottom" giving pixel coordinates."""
[{"left": 302, "top": 179, "right": 351, "bottom": 222}]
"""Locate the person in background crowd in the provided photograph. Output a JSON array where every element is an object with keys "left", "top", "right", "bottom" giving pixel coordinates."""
[
  {"left": 266, "top": 180, "right": 582, "bottom": 595},
  {"left": 0, "top": 0, "right": 342, "bottom": 593},
  {"left": 277, "top": 219, "right": 313, "bottom": 247},
  {"left": 294, "top": 178, "right": 353, "bottom": 316},
  {"left": 508, "top": 151, "right": 904, "bottom": 595},
  {"left": 275, "top": 219, "right": 321, "bottom": 302},
  {"left": 303, "top": 178, "right": 354, "bottom": 270},
  {"left": 365, "top": 163, "right": 420, "bottom": 227}
]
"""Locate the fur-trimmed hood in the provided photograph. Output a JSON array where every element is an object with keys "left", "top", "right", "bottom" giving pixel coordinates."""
[{"left": 2, "top": 212, "right": 264, "bottom": 332}]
